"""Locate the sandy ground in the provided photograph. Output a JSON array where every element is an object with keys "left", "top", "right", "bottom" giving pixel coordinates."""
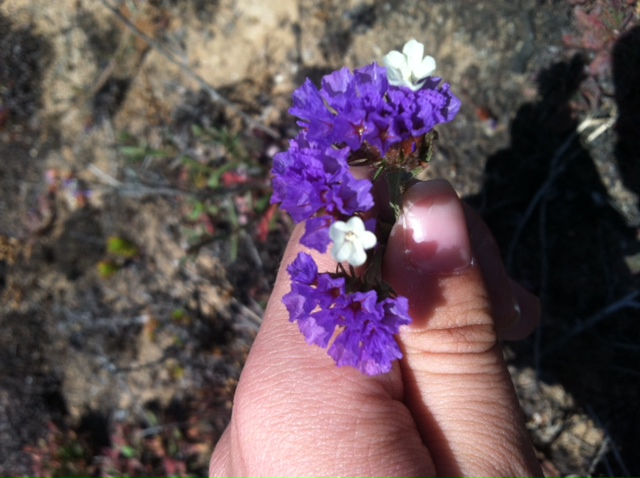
[{"left": 1, "top": 0, "right": 639, "bottom": 475}]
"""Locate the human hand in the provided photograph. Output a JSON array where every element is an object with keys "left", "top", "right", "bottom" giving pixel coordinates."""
[{"left": 209, "top": 179, "right": 543, "bottom": 477}]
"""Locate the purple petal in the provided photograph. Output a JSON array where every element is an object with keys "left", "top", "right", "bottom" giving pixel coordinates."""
[
  {"left": 287, "top": 251, "right": 318, "bottom": 285},
  {"left": 301, "top": 216, "right": 333, "bottom": 253}
]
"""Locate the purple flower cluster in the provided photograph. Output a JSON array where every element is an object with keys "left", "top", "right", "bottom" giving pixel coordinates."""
[
  {"left": 290, "top": 64, "right": 459, "bottom": 156},
  {"left": 270, "top": 56, "right": 460, "bottom": 376},
  {"left": 283, "top": 253, "right": 411, "bottom": 375},
  {"left": 271, "top": 132, "right": 374, "bottom": 252},
  {"left": 273, "top": 63, "right": 460, "bottom": 252}
]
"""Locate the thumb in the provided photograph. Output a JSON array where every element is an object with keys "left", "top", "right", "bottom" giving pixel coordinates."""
[{"left": 383, "top": 180, "right": 541, "bottom": 476}]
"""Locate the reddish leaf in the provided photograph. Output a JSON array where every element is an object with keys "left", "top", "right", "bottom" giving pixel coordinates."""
[{"left": 257, "top": 204, "right": 277, "bottom": 242}]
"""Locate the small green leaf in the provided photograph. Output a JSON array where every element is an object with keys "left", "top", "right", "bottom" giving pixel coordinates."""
[
  {"left": 107, "top": 236, "right": 139, "bottom": 259},
  {"left": 373, "top": 164, "right": 385, "bottom": 181},
  {"left": 230, "top": 233, "right": 239, "bottom": 262},
  {"left": 119, "top": 145, "right": 149, "bottom": 162},
  {"left": 120, "top": 445, "right": 136, "bottom": 458},
  {"left": 389, "top": 201, "right": 402, "bottom": 220},
  {"left": 191, "top": 124, "right": 203, "bottom": 137},
  {"left": 254, "top": 195, "right": 270, "bottom": 213},
  {"left": 207, "top": 161, "right": 239, "bottom": 189},
  {"left": 188, "top": 201, "right": 206, "bottom": 221},
  {"left": 97, "top": 260, "right": 120, "bottom": 279}
]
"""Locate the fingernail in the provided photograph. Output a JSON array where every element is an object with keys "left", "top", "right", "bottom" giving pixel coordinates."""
[{"left": 401, "top": 180, "right": 473, "bottom": 274}]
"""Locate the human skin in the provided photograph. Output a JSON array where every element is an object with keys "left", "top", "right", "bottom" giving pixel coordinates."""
[{"left": 209, "top": 179, "right": 543, "bottom": 477}]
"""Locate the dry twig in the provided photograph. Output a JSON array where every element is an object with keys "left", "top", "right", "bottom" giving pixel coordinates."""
[
  {"left": 542, "top": 291, "right": 640, "bottom": 358},
  {"left": 505, "top": 132, "right": 580, "bottom": 271}
]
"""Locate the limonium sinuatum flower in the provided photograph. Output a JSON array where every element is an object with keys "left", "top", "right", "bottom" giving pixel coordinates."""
[
  {"left": 283, "top": 252, "right": 411, "bottom": 375},
  {"left": 270, "top": 39, "right": 461, "bottom": 376},
  {"left": 383, "top": 39, "right": 436, "bottom": 91},
  {"left": 329, "top": 216, "right": 377, "bottom": 267}
]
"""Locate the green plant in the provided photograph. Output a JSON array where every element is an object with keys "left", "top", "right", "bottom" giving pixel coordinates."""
[
  {"left": 107, "top": 236, "right": 139, "bottom": 259},
  {"left": 118, "top": 132, "right": 171, "bottom": 163},
  {"left": 176, "top": 125, "right": 278, "bottom": 260},
  {"left": 98, "top": 236, "right": 140, "bottom": 278},
  {"left": 115, "top": 124, "right": 280, "bottom": 262},
  {"left": 24, "top": 422, "right": 92, "bottom": 477}
]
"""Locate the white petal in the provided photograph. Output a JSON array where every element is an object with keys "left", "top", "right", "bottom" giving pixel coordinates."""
[
  {"left": 334, "top": 241, "right": 354, "bottom": 263},
  {"left": 386, "top": 71, "right": 406, "bottom": 87},
  {"left": 360, "top": 230, "right": 377, "bottom": 250},
  {"left": 383, "top": 51, "right": 410, "bottom": 85},
  {"left": 329, "top": 216, "right": 376, "bottom": 265},
  {"left": 383, "top": 39, "right": 437, "bottom": 90},
  {"left": 413, "top": 55, "right": 436, "bottom": 79},
  {"left": 382, "top": 50, "right": 406, "bottom": 70},
  {"left": 349, "top": 244, "right": 367, "bottom": 267},
  {"left": 402, "top": 39, "right": 424, "bottom": 69},
  {"left": 332, "top": 236, "right": 346, "bottom": 253},
  {"left": 329, "top": 220, "right": 347, "bottom": 241},
  {"left": 332, "top": 220, "right": 350, "bottom": 232},
  {"left": 346, "top": 216, "right": 365, "bottom": 233}
]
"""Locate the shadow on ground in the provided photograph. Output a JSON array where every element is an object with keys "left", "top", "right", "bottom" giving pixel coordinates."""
[
  {"left": 614, "top": 26, "right": 640, "bottom": 198},
  {"left": 466, "top": 30, "right": 640, "bottom": 476}
]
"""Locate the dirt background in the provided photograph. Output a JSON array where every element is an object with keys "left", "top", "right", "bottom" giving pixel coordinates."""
[{"left": 1, "top": 0, "right": 639, "bottom": 476}]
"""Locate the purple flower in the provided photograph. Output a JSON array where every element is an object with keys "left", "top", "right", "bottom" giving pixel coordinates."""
[
  {"left": 284, "top": 252, "right": 347, "bottom": 312},
  {"left": 387, "top": 83, "right": 461, "bottom": 139},
  {"left": 321, "top": 67, "right": 359, "bottom": 112},
  {"left": 333, "top": 175, "right": 374, "bottom": 216},
  {"left": 288, "top": 63, "right": 459, "bottom": 158},
  {"left": 283, "top": 252, "right": 347, "bottom": 347},
  {"left": 328, "top": 293, "right": 411, "bottom": 375},
  {"left": 286, "top": 250, "right": 318, "bottom": 284},
  {"left": 284, "top": 252, "right": 413, "bottom": 376},
  {"left": 289, "top": 64, "right": 391, "bottom": 153},
  {"left": 273, "top": 49, "right": 460, "bottom": 376},
  {"left": 290, "top": 79, "right": 335, "bottom": 139},
  {"left": 300, "top": 215, "right": 333, "bottom": 252},
  {"left": 271, "top": 133, "right": 373, "bottom": 226},
  {"left": 354, "top": 64, "right": 389, "bottom": 113},
  {"left": 437, "top": 83, "right": 462, "bottom": 122},
  {"left": 365, "top": 110, "right": 403, "bottom": 156}
]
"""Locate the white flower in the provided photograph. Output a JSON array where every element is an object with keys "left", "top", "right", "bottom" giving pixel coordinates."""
[
  {"left": 382, "top": 39, "right": 436, "bottom": 91},
  {"left": 329, "top": 216, "right": 377, "bottom": 267}
]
